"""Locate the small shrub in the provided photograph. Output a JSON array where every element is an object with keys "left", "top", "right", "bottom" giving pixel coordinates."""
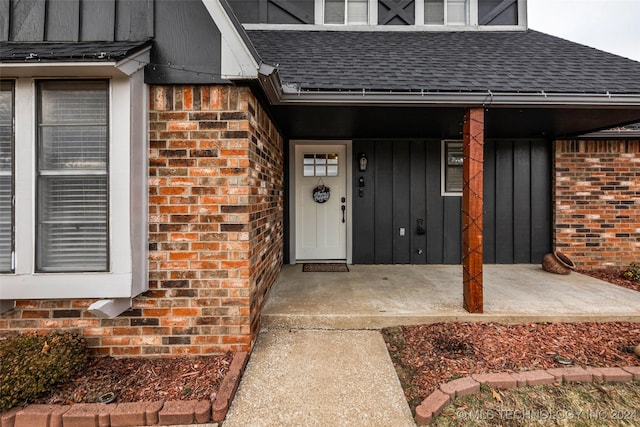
[
  {"left": 0, "top": 332, "right": 88, "bottom": 412},
  {"left": 622, "top": 263, "right": 640, "bottom": 282}
]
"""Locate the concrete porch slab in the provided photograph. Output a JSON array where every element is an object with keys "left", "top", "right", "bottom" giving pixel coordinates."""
[{"left": 262, "top": 264, "right": 640, "bottom": 329}]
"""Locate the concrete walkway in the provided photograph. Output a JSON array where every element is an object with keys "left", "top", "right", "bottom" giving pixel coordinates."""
[
  {"left": 223, "top": 265, "right": 640, "bottom": 426},
  {"left": 223, "top": 329, "right": 414, "bottom": 426}
]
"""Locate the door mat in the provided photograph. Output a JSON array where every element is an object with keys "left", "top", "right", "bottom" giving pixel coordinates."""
[{"left": 302, "top": 263, "right": 349, "bottom": 272}]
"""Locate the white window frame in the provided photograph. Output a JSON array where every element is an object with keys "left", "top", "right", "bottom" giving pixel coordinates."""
[
  {"left": 441, "top": 140, "right": 463, "bottom": 196},
  {"left": 0, "top": 60, "right": 148, "bottom": 301},
  {"left": 316, "top": 0, "right": 378, "bottom": 25}
]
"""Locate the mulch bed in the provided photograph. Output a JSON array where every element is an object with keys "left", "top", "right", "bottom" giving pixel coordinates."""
[
  {"left": 383, "top": 322, "right": 640, "bottom": 412},
  {"left": 34, "top": 353, "right": 234, "bottom": 405},
  {"left": 28, "top": 267, "right": 640, "bottom": 413},
  {"left": 383, "top": 268, "right": 640, "bottom": 412},
  {"left": 579, "top": 269, "right": 640, "bottom": 292}
]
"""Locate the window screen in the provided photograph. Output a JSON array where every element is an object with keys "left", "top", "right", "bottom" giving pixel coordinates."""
[
  {"left": 325, "top": 0, "right": 345, "bottom": 23},
  {"left": 36, "top": 81, "right": 109, "bottom": 272},
  {"left": 347, "top": 0, "right": 368, "bottom": 24},
  {"left": 325, "top": 0, "right": 368, "bottom": 24},
  {"left": 447, "top": 0, "right": 467, "bottom": 25},
  {"left": 425, "top": 0, "right": 468, "bottom": 25},
  {"left": 0, "top": 82, "right": 13, "bottom": 272},
  {"left": 425, "top": 0, "right": 444, "bottom": 24}
]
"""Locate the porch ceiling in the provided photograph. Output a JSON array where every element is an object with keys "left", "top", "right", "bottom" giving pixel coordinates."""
[{"left": 268, "top": 104, "right": 640, "bottom": 139}]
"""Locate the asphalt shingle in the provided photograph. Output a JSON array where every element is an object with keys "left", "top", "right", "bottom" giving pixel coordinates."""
[
  {"left": 246, "top": 30, "right": 640, "bottom": 94},
  {"left": 0, "top": 40, "right": 152, "bottom": 63}
]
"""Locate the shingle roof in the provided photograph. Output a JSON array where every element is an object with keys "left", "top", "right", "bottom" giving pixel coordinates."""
[
  {"left": 0, "top": 40, "right": 152, "bottom": 63},
  {"left": 246, "top": 29, "right": 640, "bottom": 94}
]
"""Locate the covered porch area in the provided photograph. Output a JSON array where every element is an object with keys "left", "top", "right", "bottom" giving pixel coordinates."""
[{"left": 261, "top": 265, "right": 640, "bottom": 329}]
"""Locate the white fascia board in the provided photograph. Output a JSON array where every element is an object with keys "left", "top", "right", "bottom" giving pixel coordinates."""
[
  {"left": 272, "top": 89, "right": 640, "bottom": 107},
  {"left": 201, "top": 0, "right": 259, "bottom": 79},
  {"left": 242, "top": 23, "right": 527, "bottom": 32},
  {"left": 1, "top": 62, "right": 129, "bottom": 78}
]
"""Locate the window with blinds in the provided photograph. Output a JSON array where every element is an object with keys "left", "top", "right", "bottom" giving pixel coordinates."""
[
  {"left": 36, "top": 81, "right": 109, "bottom": 272},
  {"left": 325, "top": 0, "right": 368, "bottom": 24},
  {"left": 0, "top": 82, "right": 13, "bottom": 273}
]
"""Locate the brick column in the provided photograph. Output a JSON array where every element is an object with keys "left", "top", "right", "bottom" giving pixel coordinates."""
[{"left": 462, "top": 108, "right": 484, "bottom": 313}]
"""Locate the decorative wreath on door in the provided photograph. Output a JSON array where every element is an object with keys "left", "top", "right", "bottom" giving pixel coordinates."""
[{"left": 312, "top": 179, "right": 331, "bottom": 203}]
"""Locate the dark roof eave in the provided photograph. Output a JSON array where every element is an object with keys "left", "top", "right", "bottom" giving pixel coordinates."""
[
  {"left": 0, "top": 39, "right": 153, "bottom": 64},
  {"left": 258, "top": 74, "right": 640, "bottom": 108}
]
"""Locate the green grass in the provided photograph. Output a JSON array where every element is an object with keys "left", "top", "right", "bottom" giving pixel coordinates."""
[{"left": 433, "top": 382, "right": 640, "bottom": 426}]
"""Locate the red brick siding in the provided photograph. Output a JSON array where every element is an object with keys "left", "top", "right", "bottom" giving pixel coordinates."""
[
  {"left": 0, "top": 85, "right": 284, "bottom": 356},
  {"left": 554, "top": 139, "right": 640, "bottom": 269}
]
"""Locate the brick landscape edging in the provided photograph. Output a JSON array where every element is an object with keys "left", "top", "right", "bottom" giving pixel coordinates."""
[
  {"left": 211, "top": 351, "right": 248, "bottom": 422},
  {"left": 0, "top": 351, "right": 249, "bottom": 427},
  {"left": 415, "top": 365, "right": 640, "bottom": 425}
]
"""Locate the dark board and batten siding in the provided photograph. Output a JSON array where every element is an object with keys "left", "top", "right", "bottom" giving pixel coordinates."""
[
  {"left": 483, "top": 140, "right": 552, "bottom": 263},
  {"left": 379, "top": 0, "right": 415, "bottom": 25},
  {"left": 0, "top": 0, "right": 153, "bottom": 42},
  {"left": 148, "top": 0, "right": 223, "bottom": 84},
  {"left": 228, "top": 0, "right": 314, "bottom": 24},
  {"left": 0, "top": 0, "right": 223, "bottom": 84},
  {"left": 352, "top": 139, "right": 551, "bottom": 265}
]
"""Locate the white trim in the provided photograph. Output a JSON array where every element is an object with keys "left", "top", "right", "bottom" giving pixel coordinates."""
[
  {"left": 13, "top": 79, "right": 35, "bottom": 277},
  {"left": 201, "top": 0, "right": 259, "bottom": 79},
  {"left": 369, "top": 0, "right": 378, "bottom": 25},
  {"left": 518, "top": 0, "right": 527, "bottom": 29},
  {"left": 469, "top": 0, "right": 478, "bottom": 26},
  {"left": 1, "top": 70, "right": 148, "bottom": 302},
  {"left": 315, "top": 0, "right": 324, "bottom": 24},
  {"left": 289, "top": 140, "right": 353, "bottom": 265},
  {"left": 441, "top": 140, "right": 463, "bottom": 197},
  {"left": 243, "top": 23, "right": 526, "bottom": 31},
  {"left": 415, "top": 0, "right": 425, "bottom": 25}
]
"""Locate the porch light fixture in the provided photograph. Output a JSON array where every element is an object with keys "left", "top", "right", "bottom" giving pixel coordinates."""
[{"left": 359, "top": 152, "right": 368, "bottom": 171}]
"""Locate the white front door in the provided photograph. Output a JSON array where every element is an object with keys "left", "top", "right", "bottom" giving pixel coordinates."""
[{"left": 295, "top": 145, "right": 347, "bottom": 260}]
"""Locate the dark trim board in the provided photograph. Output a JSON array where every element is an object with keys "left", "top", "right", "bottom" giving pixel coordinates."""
[{"left": 352, "top": 139, "right": 551, "bottom": 264}]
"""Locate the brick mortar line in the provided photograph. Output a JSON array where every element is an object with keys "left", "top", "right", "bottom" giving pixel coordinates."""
[
  {"left": 0, "top": 351, "right": 249, "bottom": 427},
  {"left": 415, "top": 365, "right": 640, "bottom": 425}
]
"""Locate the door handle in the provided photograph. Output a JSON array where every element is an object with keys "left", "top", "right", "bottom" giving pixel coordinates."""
[{"left": 341, "top": 205, "right": 346, "bottom": 223}]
